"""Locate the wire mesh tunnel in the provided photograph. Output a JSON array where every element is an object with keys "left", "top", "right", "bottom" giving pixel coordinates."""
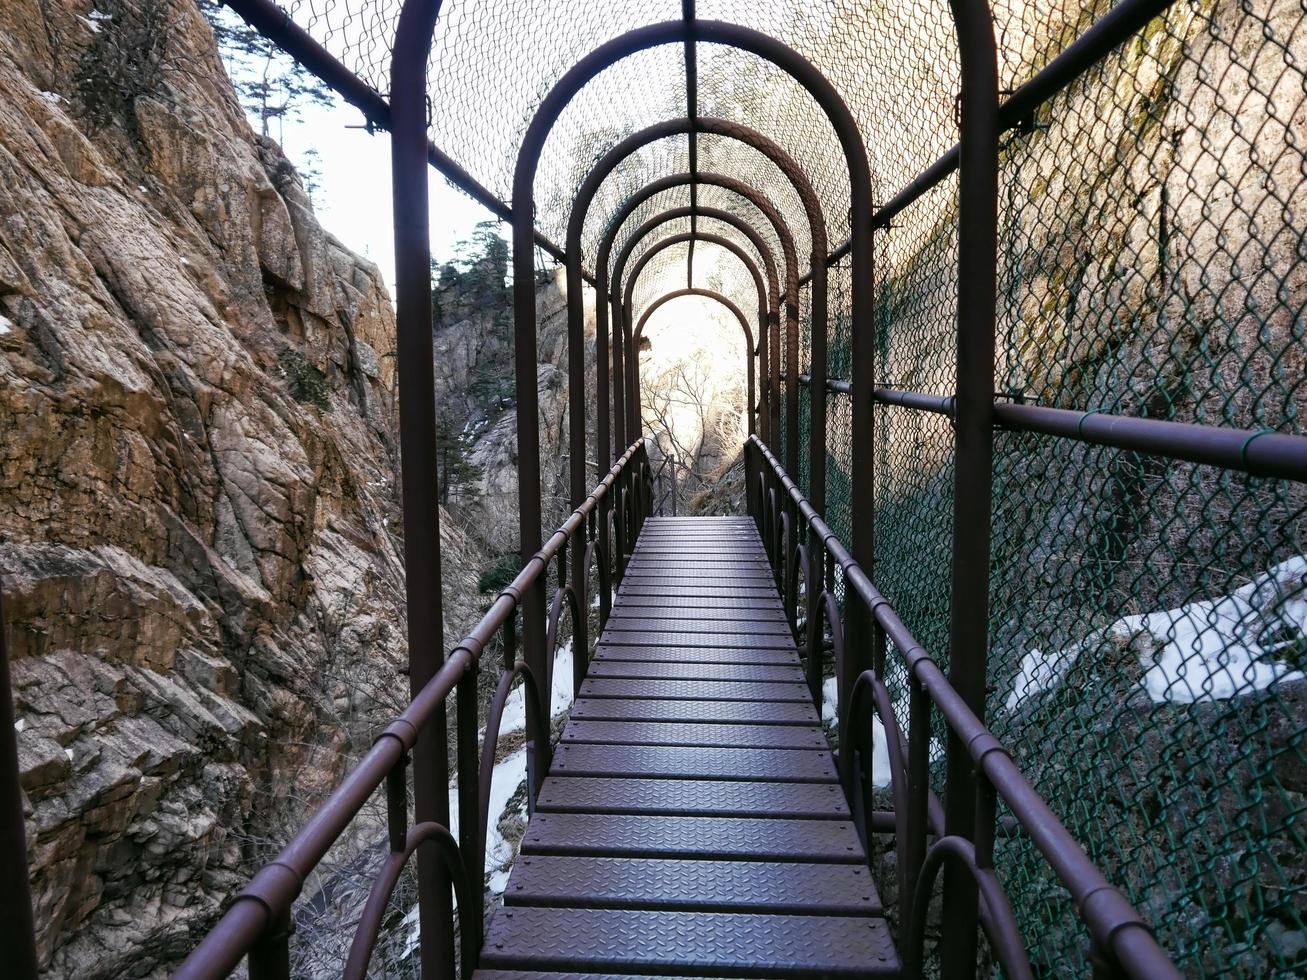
[{"left": 15, "top": 1, "right": 1298, "bottom": 978}]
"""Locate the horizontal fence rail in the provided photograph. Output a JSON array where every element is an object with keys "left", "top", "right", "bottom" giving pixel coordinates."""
[{"left": 795, "top": 375, "right": 1307, "bottom": 483}]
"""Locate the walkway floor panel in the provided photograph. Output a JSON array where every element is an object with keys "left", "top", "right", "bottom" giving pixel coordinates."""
[
  {"left": 604, "top": 607, "right": 790, "bottom": 622},
  {"left": 522, "top": 812, "right": 864, "bottom": 862},
  {"left": 601, "top": 619, "right": 793, "bottom": 636},
  {"left": 578, "top": 678, "right": 811, "bottom": 702},
  {"left": 598, "top": 630, "right": 796, "bottom": 649},
  {"left": 560, "top": 720, "right": 829, "bottom": 749},
  {"left": 535, "top": 777, "right": 849, "bottom": 818},
  {"left": 503, "top": 856, "right": 880, "bottom": 914},
  {"left": 585, "top": 661, "right": 806, "bottom": 682},
  {"left": 592, "top": 646, "right": 800, "bottom": 666},
  {"left": 610, "top": 595, "right": 785, "bottom": 611},
  {"left": 569, "top": 697, "right": 821, "bottom": 724},
  {"left": 480, "top": 907, "right": 897, "bottom": 977},
  {"left": 551, "top": 744, "right": 838, "bottom": 782},
  {"left": 485, "top": 517, "right": 900, "bottom": 978}
]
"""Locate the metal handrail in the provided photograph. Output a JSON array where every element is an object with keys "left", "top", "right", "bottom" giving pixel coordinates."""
[
  {"left": 748, "top": 434, "right": 1180, "bottom": 980},
  {"left": 174, "top": 439, "right": 649, "bottom": 980},
  {"left": 795, "top": 375, "right": 1307, "bottom": 483}
]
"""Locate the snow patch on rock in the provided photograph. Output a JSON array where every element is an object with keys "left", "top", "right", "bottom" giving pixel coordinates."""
[{"left": 1008, "top": 555, "right": 1307, "bottom": 707}]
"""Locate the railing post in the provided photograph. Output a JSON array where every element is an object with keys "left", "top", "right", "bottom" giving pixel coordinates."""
[
  {"left": 455, "top": 661, "right": 482, "bottom": 961},
  {"left": 390, "top": 1, "right": 452, "bottom": 974},
  {"left": 940, "top": 3, "right": 1000, "bottom": 977},
  {"left": 246, "top": 909, "right": 292, "bottom": 980},
  {"left": 903, "top": 673, "right": 932, "bottom": 954}
]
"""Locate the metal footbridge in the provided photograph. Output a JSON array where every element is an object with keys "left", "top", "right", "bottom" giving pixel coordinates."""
[
  {"left": 3, "top": 0, "right": 1305, "bottom": 976},
  {"left": 160, "top": 440, "right": 1186, "bottom": 979},
  {"left": 480, "top": 517, "right": 897, "bottom": 978}
]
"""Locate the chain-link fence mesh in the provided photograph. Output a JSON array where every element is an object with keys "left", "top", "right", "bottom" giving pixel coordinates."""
[
  {"left": 980, "top": 3, "right": 1307, "bottom": 974},
  {"left": 241, "top": 0, "right": 1305, "bottom": 972}
]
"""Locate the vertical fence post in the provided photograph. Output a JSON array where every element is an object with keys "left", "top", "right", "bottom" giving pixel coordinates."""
[
  {"left": 940, "top": 2, "right": 1000, "bottom": 977},
  {"left": 455, "top": 660, "right": 481, "bottom": 961},
  {"left": 246, "top": 908, "right": 292, "bottom": 980},
  {"left": 565, "top": 221, "right": 590, "bottom": 692},
  {"left": 390, "top": 2, "right": 452, "bottom": 974},
  {"left": 0, "top": 585, "right": 38, "bottom": 980}
]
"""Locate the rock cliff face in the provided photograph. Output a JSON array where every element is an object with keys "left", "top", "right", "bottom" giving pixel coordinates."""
[{"left": 0, "top": 1, "right": 443, "bottom": 974}]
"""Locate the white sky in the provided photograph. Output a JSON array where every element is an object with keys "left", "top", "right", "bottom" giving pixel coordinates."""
[{"left": 268, "top": 89, "right": 500, "bottom": 294}]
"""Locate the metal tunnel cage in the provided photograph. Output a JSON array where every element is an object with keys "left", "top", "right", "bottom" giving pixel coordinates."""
[{"left": 0, "top": 0, "right": 1285, "bottom": 978}]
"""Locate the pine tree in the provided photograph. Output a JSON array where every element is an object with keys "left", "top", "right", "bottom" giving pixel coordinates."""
[{"left": 198, "top": 0, "right": 333, "bottom": 140}]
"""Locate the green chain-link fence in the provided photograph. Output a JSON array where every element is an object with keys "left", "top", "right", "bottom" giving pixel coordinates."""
[{"left": 799, "top": 2, "right": 1306, "bottom": 975}]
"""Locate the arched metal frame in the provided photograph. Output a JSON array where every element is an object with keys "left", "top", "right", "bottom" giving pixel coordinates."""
[
  {"left": 594, "top": 169, "right": 800, "bottom": 450},
  {"left": 596, "top": 125, "right": 829, "bottom": 609},
  {"left": 563, "top": 118, "right": 820, "bottom": 641},
  {"left": 613, "top": 207, "right": 776, "bottom": 426},
  {"left": 564, "top": 116, "right": 821, "bottom": 497},
  {"left": 622, "top": 232, "right": 766, "bottom": 437},
  {"left": 510, "top": 26, "right": 873, "bottom": 828},
  {"left": 632, "top": 288, "right": 757, "bottom": 446}
]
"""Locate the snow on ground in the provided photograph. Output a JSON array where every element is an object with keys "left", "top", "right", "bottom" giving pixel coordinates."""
[
  {"left": 822, "top": 677, "right": 891, "bottom": 788},
  {"left": 400, "top": 743, "right": 530, "bottom": 958},
  {"left": 400, "top": 637, "right": 580, "bottom": 957},
  {"left": 1007, "top": 555, "right": 1307, "bottom": 708},
  {"left": 481, "top": 639, "right": 575, "bottom": 740}
]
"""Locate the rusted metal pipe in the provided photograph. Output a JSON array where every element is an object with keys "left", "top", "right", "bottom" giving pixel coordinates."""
[
  {"left": 389, "top": 0, "right": 453, "bottom": 971},
  {"left": 803, "top": 377, "right": 1307, "bottom": 483},
  {"left": 938, "top": 3, "right": 1000, "bottom": 973}
]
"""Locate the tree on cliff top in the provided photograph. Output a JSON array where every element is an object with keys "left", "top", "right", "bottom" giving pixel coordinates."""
[{"left": 198, "top": 0, "right": 332, "bottom": 142}]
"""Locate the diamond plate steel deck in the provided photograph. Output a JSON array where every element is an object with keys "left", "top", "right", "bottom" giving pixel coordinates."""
[
  {"left": 550, "top": 744, "right": 838, "bottom": 782},
  {"left": 586, "top": 661, "right": 806, "bottom": 683},
  {"left": 601, "top": 611, "right": 784, "bottom": 624},
  {"left": 598, "top": 630, "right": 796, "bottom": 649},
  {"left": 602, "top": 620, "right": 794, "bottom": 638},
  {"left": 480, "top": 906, "right": 898, "bottom": 976},
  {"left": 561, "top": 719, "right": 829, "bottom": 749},
  {"left": 593, "top": 645, "right": 798, "bottom": 666},
  {"left": 569, "top": 696, "right": 821, "bottom": 724},
  {"left": 480, "top": 517, "right": 897, "bottom": 979},
  {"left": 521, "top": 813, "right": 864, "bottom": 862},
  {"left": 535, "top": 776, "right": 848, "bottom": 818},
  {"left": 578, "top": 678, "right": 811, "bottom": 702},
  {"left": 612, "top": 595, "right": 785, "bottom": 610},
  {"left": 504, "top": 856, "right": 880, "bottom": 914}
]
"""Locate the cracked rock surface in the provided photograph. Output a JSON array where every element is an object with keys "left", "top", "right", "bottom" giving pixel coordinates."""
[{"left": 0, "top": 1, "right": 433, "bottom": 974}]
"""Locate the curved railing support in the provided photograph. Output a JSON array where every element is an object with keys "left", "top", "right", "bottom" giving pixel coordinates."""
[
  {"left": 343, "top": 823, "right": 476, "bottom": 980},
  {"left": 544, "top": 584, "right": 582, "bottom": 718},
  {"left": 905, "top": 836, "right": 1034, "bottom": 980}
]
